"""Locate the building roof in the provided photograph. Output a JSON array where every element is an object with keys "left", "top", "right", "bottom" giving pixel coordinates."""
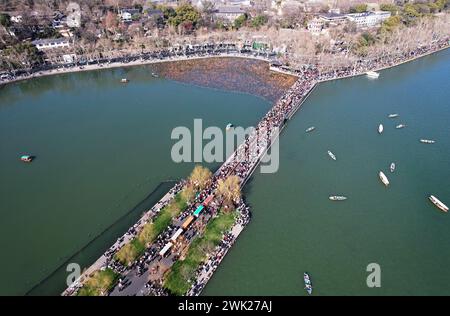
[
  {"left": 147, "top": 9, "right": 164, "bottom": 16},
  {"left": 215, "top": 6, "right": 246, "bottom": 14},
  {"left": 319, "top": 12, "right": 346, "bottom": 19},
  {"left": 120, "top": 8, "right": 141, "bottom": 15},
  {"left": 32, "top": 38, "right": 69, "bottom": 45}
]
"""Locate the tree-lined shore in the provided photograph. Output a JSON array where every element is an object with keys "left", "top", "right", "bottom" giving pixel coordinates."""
[{"left": 1, "top": 1, "right": 448, "bottom": 73}]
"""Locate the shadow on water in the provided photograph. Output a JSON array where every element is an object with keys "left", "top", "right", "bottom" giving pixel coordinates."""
[{"left": 25, "top": 180, "right": 177, "bottom": 296}]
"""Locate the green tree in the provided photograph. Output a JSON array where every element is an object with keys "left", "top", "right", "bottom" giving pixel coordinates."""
[
  {"left": 350, "top": 4, "right": 368, "bottom": 13},
  {"left": 157, "top": 5, "right": 176, "bottom": 21},
  {"left": 403, "top": 3, "right": 421, "bottom": 17},
  {"left": 380, "top": 15, "right": 402, "bottom": 33},
  {"left": 359, "top": 32, "right": 376, "bottom": 46},
  {"left": 428, "top": 2, "right": 440, "bottom": 13},
  {"left": 233, "top": 14, "right": 247, "bottom": 29},
  {"left": 4, "top": 42, "right": 43, "bottom": 68},
  {"left": 379, "top": 3, "right": 398, "bottom": 15},
  {"left": 0, "top": 13, "right": 11, "bottom": 27},
  {"left": 168, "top": 4, "right": 200, "bottom": 28},
  {"left": 131, "top": 13, "right": 141, "bottom": 21},
  {"left": 435, "top": 0, "right": 448, "bottom": 10},
  {"left": 251, "top": 15, "right": 268, "bottom": 28}
]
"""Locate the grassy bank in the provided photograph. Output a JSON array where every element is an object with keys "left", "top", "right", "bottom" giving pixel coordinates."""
[
  {"left": 114, "top": 188, "right": 193, "bottom": 266},
  {"left": 77, "top": 268, "right": 120, "bottom": 296},
  {"left": 164, "top": 210, "right": 236, "bottom": 295}
]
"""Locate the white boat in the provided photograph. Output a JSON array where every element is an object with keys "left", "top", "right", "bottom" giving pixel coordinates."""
[
  {"left": 151, "top": 72, "right": 159, "bottom": 78},
  {"left": 226, "top": 123, "right": 234, "bottom": 131},
  {"left": 379, "top": 171, "right": 390, "bottom": 186},
  {"left": 396, "top": 124, "right": 407, "bottom": 129},
  {"left": 428, "top": 195, "right": 448, "bottom": 213},
  {"left": 390, "top": 163, "right": 395, "bottom": 173},
  {"left": 366, "top": 71, "right": 380, "bottom": 79},
  {"left": 420, "top": 139, "right": 435, "bottom": 144},
  {"left": 378, "top": 124, "right": 384, "bottom": 134},
  {"left": 305, "top": 126, "right": 316, "bottom": 133},
  {"left": 20, "top": 155, "right": 35, "bottom": 163},
  {"left": 327, "top": 150, "right": 336, "bottom": 161},
  {"left": 329, "top": 196, "right": 347, "bottom": 201},
  {"left": 120, "top": 78, "right": 129, "bottom": 83},
  {"left": 388, "top": 114, "right": 399, "bottom": 118}
]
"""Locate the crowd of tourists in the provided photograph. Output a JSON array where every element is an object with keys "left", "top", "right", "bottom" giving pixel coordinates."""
[{"left": 187, "top": 204, "right": 251, "bottom": 296}]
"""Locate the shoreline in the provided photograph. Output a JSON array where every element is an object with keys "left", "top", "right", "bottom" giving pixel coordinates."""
[
  {"left": 0, "top": 53, "right": 284, "bottom": 88},
  {"left": 318, "top": 45, "right": 450, "bottom": 84},
  {"left": 2, "top": 44, "right": 447, "bottom": 90}
]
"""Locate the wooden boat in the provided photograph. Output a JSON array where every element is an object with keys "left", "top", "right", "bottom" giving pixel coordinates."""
[
  {"left": 366, "top": 71, "right": 379, "bottom": 79},
  {"left": 304, "top": 272, "right": 312, "bottom": 295},
  {"left": 390, "top": 163, "right": 395, "bottom": 173},
  {"left": 428, "top": 195, "right": 448, "bottom": 213},
  {"left": 420, "top": 139, "right": 435, "bottom": 144},
  {"left": 379, "top": 171, "right": 390, "bottom": 186},
  {"left": 329, "top": 196, "right": 347, "bottom": 201},
  {"left": 327, "top": 150, "right": 336, "bottom": 161},
  {"left": 20, "top": 155, "right": 35, "bottom": 163}
]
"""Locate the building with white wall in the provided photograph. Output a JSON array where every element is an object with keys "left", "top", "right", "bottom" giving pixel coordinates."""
[
  {"left": 32, "top": 38, "right": 71, "bottom": 50},
  {"left": 213, "top": 6, "right": 247, "bottom": 23},
  {"left": 346, "top": 11, "right": 391, "bottom": 28},
  {"left": 66, "top": 2, "right": 81, "bottom": 28}
]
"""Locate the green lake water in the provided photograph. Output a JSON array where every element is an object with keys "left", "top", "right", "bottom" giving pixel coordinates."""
[
  {"left": 203, "top": 49, "right": 450, "bottom": 295},
  {"left": 0, "top": 66, "right": 270, "bottom": 295},
  {"left": 1, "top": 50, "right": 449, "bottom": 296}
]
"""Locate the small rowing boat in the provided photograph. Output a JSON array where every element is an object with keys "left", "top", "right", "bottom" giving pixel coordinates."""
[
  {"left": 366, "top": 71, "right": 379, "bottom": 79},
  {"left": 304, "top": 272, "right": 312, "bottom": 295},
  {"left": 390, "top": 162, "right": 395, "bottom": 173},
  {"left": 379, "top": 171, "right": 390, "bottom": 186},
  {"left": 378, "top": 124, "right": 384, "bottom": 134},
  {"left": 428, "top": 195, "right": 448, "bottom": 213},
  {"left": 329, "top": 196, "right": 347, "bottom": 201},
  {"left": 388, "top": 113, "right": 399, "bottom": 118},
  {"left": 305, "top": 126, "right": 315, "bottom": 133},
  {"left": 327, "top": 150, "right": 336, "bottom": 161},
  {"left": 20, "top": 155, "right": 35, "bottom": 163},
  {"left": 396, "top": 124, "right": 406, "bottom": 129},
  {"left": 420, "top": 139, "right": 435, "bottom": 144}
]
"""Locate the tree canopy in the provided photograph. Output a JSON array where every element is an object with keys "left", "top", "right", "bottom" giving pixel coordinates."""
[
  {"left": 251, "top": 15, "right": 268, "bottom": 28},
  {"left": 217, "top": 175, "right": 241, "bottom": 207},
  {"left": 167, "top": 4, "right": 200, "bottom": 28},
  {"left": 189, "top": 165, "right": 212, "bottom": 190},
  {"left": 350, "top": 4, "right": 368, "bottom": 13},
  {"left": 233, "top": 14, "right": 247, "bottom": 29},
  {"left": 0, "top": 13, "right": 11, "bottom": 27}
]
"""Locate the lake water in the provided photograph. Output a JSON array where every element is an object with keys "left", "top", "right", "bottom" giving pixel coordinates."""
[
  {"left": 0, "top": 66, "right": 271, "bottom": 295},
  {"left": 203, "top": 49, "right": 450, "bottom": 295},
  {"left": 1, "top": 49, "right": 449, "bottom": 296}
]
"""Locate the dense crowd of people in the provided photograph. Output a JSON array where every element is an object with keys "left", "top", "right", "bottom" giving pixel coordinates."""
[{"left": 187, "top": 204, "right": 251, "bottom": 296}]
